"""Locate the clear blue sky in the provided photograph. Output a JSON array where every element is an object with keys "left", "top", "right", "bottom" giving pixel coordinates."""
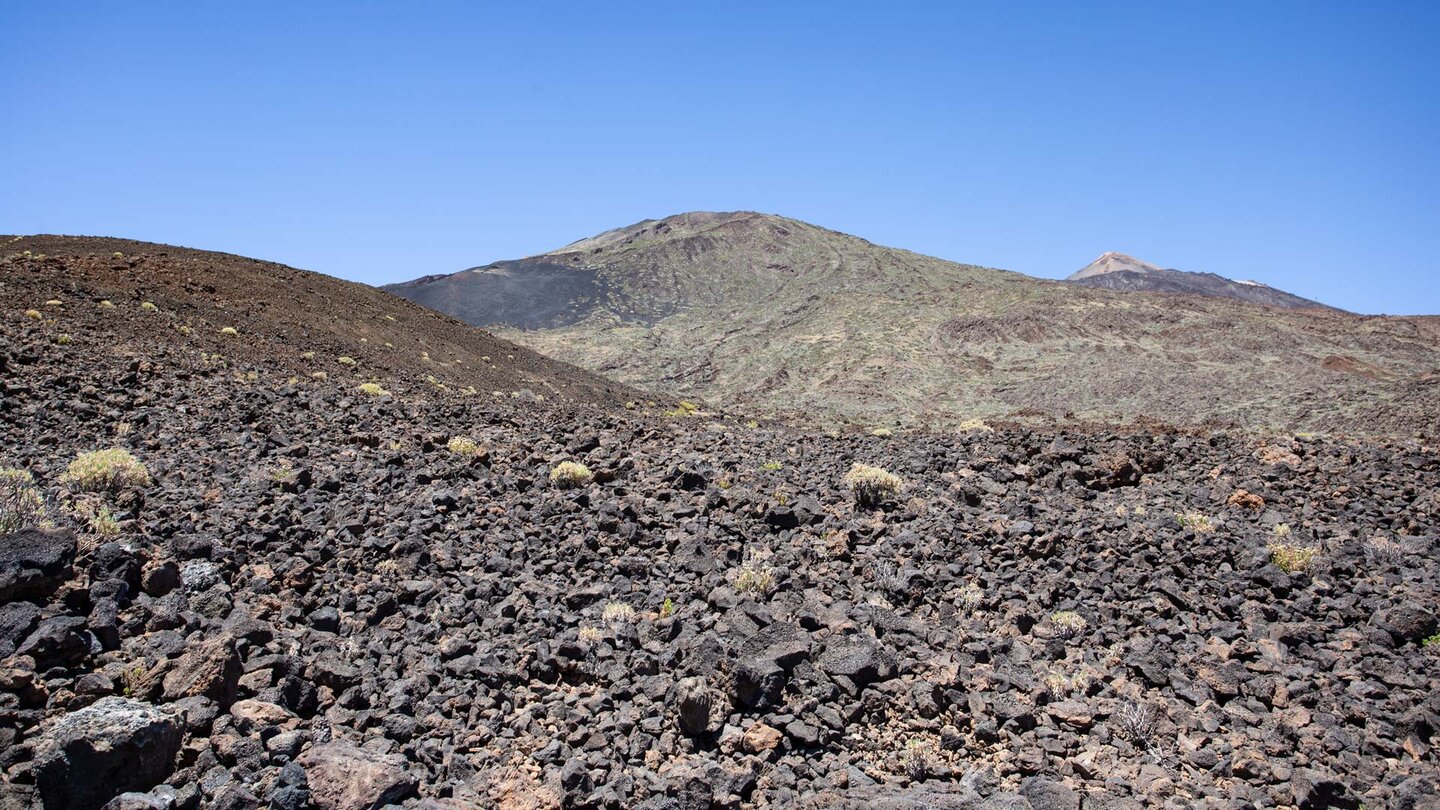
[{"left": 4, "top": 2, "right": 1436, "bottom": 314}]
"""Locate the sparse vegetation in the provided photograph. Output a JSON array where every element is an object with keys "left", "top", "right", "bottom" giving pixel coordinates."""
[
  {"left": 338, "top": 356, "right": 358, "bottom": 366},
  {"left": 957, "top": 418, "right": 993, "bottom": 432},
  {"left": 667, "top": 400, "right": 701, "bottom": 417},
  {"left": 0, "top": 468, "right": 46, "bottom": 533},
  {"left": 140, "top": 302, "right": 158, "bottom": 312},
  {"left": 578, "top": 626, "right": 604, "bottom": 644},
  {"left": 845, "top": 463, "right": 904, "bottom": 508},
  {"left": 1272, "top": 522, "right": 1291, "bottom": 538},
  {"left": 23, "top": 309, "right": 42, "bottom": 321},
  {"left": 1050, "top": 610, "right": 1088, "bottom": 638},
  {"left": 1176, "top": 512, "right": 1214, "bottom": 533},
  {"left": 73, "top": 498, "right": 121, "bottom": 536},
  {"left": 1364, "top": 535, "right": 1403, "bottom": 564},
  {"left": 956, "top": 582, "right": 984, "bottom": 612},
  {"left": 1268, "top": 540, "right": 1319, "bottom": 573},
  {"left": 446, "top": 436, "right": 484, "bottom": 457},
  {"left": 219, "top": 326, "right": 238, "bottom": 335},
  {"left": 99, "top": 300, "right": 115, "bottom": 309},
  {"left": 58, "top": 449, "right": 152, "bottom": 493},
  {"left": 1116, "top": 701, "right": 1157, "bottom": 746},
  {"left": 602, "top": 601, "right": 636, "bottom": 623},
  {"left": 549, "top": 461, "right": 593, "bottom": 489},
  {"left": 659, "top": 597, "right": 675, "bottom": 618},
  {"left": 734, "top": 563, "right": 775, "bottom": 597},
  {"left": 55, "top": 334, "right": 73, "bottom": 345},
  {"left": 760, "top": 460, "right": 783, "bottom": 472},
  {"left": 357, "top": 382, "right": 390, "bottom": 396}
]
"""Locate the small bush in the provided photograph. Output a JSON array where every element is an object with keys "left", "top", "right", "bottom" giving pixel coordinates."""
[
  {"left": 219, "top": 327, "right": 238, "bottom": 336},
  {"left": 957, "top": 418, "right": 993, "bottom": 433},
  {"left": 73, "top": 497, "right": 120, "bottom": 536},
  {"left": 1176, "top": 512, "right": 1214, "bottom": 533},
  {"left": 1365, "top": 536, "right": 1404, "bottom": 565},
  {"left": 760, "top": 460, "right": 783, "bottom": 472},
  {"left": 44, "top": 299, "right": 63, "bottom": 307},
  {"left": 98, "top": 300, "right": 115, "bottom": 309},
  {"left": 666, "top": 400, "right": 701, "bottom": 417},
  {"left": 0, "top": 468, "right": 46, "bottom": 533},
  {"left": 1050, "top": 610, "right": 1088, "bottom": 638},
  {"left": 578, "top": 626, "right": 604, "bottom": 644},
  {"left": 549, "top": 461, "right": 593, "bottom": 489},
  {"left": 956, "top": 582, "right": 984, "bottom": 612},
  {"left": 23, "top": 309, "right": 42, "bottom": 321},
  {"left": 602, "top": 601, "right": 636, "bottom": 623},
  {"left": 870, "top": 427, "right": 893, "bottom": 437},
  {"left": 301, "top": 351, "right": 315, "bottom": 361},
  {"left": 59, "top": 449, "right": 151, "bottom": 493},
  {"left": 734, "top": 563, "right": 775, "bottom": 597},
  {"left": 337, "top": 356, "right": 357, "bottom": 367},
  {"left": 54, "top": 334, "right": 73, "bottom": 346},
  {"left": 845, "top": 463, "right": 904, "bottom": 507},
  {"left": 1272, "top": 522, "right": 1291, "bottom": 538},
  {"left": 140, "top": 302, "right": 158, "bottom": 312},
  {"left": 659, "top": 597, "right": 675, "bottom": 618},
  {"left": 357, "top": 382, "right": 389, "bottom": 396},
  {"left": 177, "top": 325, "right": 192, "bottom": 336},
  {"left": 447, "top": 436, "right": 484, "bottom": 457},
  {"left": 1268, "top": 541, "right": 1319, "bottom": 573}
]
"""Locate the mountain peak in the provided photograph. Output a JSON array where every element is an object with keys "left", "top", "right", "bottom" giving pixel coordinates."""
[
  {"left": 1065, "top": 252, "right": 1333, "bottom": 310},
  {"left": 1068, "top": 252, "right": 1163, "bottom": 281}
]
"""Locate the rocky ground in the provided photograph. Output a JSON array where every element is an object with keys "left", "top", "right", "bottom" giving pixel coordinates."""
[{"left": 3, "top": 252, "right": 1440, "bottom": 809}]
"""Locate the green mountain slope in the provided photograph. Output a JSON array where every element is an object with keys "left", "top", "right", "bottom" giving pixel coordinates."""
[{"left": 386, "top": 212, "right": 1440, "bottom": 434}]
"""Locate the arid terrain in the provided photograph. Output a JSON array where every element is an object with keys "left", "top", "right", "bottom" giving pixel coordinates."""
[
  {"left": 2, "top": 239, "right": 1438, "bottom": 809},
  {"left": 388, "top": 212, "right": 1440, "bottom": 435}
]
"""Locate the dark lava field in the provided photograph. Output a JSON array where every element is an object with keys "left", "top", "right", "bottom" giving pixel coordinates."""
[{"left": 2, "top": 244, "right": 1439, "bottom": 809}]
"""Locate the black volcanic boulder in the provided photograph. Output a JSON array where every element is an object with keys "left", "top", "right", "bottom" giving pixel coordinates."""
[
  {"left": 818, "top": 637, "right": 897, "bottom": 688},
  {"left": 0, "top": 528, "right": 76, "bottom": 604},
  {"left": 17, "top": 615, "right": 90, "bottom": 669},
  {"left": 32, "top": 697, "right": 183, "bottom": 810},
  {"left": 733, "top": 622, "right": 811, "bottom": 710},
  {"left": 1375, "top": 601, "right": 1439, "bottom": 645},
  {"left": 0, "top": 600, "right": 42, "bottom": 657}
]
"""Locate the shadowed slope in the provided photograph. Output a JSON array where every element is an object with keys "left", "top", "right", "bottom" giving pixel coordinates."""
[{"left": 3, "top": 235, "right": 643, "bottom": 408}]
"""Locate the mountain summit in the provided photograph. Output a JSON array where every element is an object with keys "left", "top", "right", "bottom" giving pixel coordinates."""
[
  {"left": 386, "top": 212, "right": 1437, "bottom": 433},
  {"left": 1066, "top": 252, "right": 1331, "bottom": 310},
  {"left": 1068, "top": 251, "right": 1164, "bottom": 280}
]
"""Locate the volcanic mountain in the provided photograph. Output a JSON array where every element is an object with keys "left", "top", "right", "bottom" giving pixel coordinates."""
[
  {"left": 1066, "top": 251, "right": 1332, "bottom": 310},
  {"left": 387, "top": 212, "right": 1439, "bottom": 435},
  {"left": 4, "top": 234, "right": 1439, "bottom": 809}
]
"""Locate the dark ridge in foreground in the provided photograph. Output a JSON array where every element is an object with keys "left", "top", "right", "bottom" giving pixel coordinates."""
[
  {"left": 1, "top": 235, "right": 643, "bottom": 409},
  {"left": 3, "top": 242, "right": 1439, "bottom": 808}
]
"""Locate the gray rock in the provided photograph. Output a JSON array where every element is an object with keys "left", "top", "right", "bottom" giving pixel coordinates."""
[
  {"left": 296, "top": 741, "right": 417, "bottom": 810},
  {"left": 32, "top": 697, "right": 184, "bottom": 810},
  {"left": 672, "top": 676, "right": 719, "bottom": 736}
]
